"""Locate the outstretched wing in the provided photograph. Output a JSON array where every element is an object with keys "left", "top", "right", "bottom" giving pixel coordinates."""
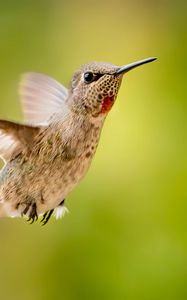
[
  {"left": 0, "top": 132, "right": 18, "bottom": 162},
  {"left": 19, "top": 72, "right": 69, "bottom": 125},
  {"left": 0, "top": 73, "right": 69, "bottom": 162},
  {"left": 0, "top": 120, "right": 40, "bottom": 162}
]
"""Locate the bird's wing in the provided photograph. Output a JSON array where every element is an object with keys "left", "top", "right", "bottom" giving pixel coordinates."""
[
  {"left": 19, "top": 72, "right": 69, "bottom": 125},
  {"left": 0, "top": 120, "right": 40, "bottom": 162},
  {"left": 0, "top": 73, "right": 68, "bottom": 162},
  {"left": 0, "top": 132, "right": 18, "bottom": 162}
]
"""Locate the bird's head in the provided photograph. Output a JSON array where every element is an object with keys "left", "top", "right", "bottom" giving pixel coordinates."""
[{"left": 69, "top": 58, "right": 157, "bottom": 119}]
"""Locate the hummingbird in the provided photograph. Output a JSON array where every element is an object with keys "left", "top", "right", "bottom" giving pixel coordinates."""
[{"left": 0, "top": 57, "right": 156, "bottom": 225}]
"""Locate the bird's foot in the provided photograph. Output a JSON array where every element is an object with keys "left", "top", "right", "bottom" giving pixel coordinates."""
[
  {"left": 40, "top": 209, "right": 54, "bottom": 226},
  {"left": 27, "top": 202, "right": 38, "bottom": 224},
  {"left": 40, "top": 199, "right": 67, "bottom": 225},
  {"left": 21, "top": 197, "right": 67, "bottom": 225},
  {"left": 21, "top": 196, "right": 38, "bottom": 224}
]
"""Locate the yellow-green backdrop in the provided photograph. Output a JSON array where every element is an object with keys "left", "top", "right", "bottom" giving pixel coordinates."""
[{"left": 0, "top": 1, "right": 186, "bottom": 299}]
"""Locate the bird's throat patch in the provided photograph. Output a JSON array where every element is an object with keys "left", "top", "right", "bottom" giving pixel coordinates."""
[{"left": 100, "top": 96, "right": 114, "bottom": 114}]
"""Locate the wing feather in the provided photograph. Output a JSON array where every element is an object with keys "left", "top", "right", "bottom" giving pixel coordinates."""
[
  {"left": 0, "top": 120, "right": 40, "bottom": 162},
  {"left": 0, "top": 133, "right": 18, "bottom": 162},
  {"left": 19, "top": 72, "right": 69, "bottom": 125}
]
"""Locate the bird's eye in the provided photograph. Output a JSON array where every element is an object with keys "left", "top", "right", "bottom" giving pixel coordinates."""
[
  {"left": 84, "top": 72, "right": 94, "bottom": 83},
  {"left": 84, "top": 72, "right": 103, "bottom": 84}
]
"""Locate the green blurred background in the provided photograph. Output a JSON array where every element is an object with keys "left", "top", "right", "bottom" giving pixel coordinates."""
[{"left": 0, "top": 0, "right": 187, "bottom": 299}]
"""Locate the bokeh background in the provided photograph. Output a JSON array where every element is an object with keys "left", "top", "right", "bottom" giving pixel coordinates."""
[{"left": 0, "top": 0, "right": 186, "bottom": 299}]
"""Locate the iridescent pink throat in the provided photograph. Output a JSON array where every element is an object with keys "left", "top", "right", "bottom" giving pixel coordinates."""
[{"left": 100, "top": 96, "right": 114, "bottom": 114}]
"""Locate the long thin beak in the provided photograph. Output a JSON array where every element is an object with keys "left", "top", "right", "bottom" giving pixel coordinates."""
[{"left": 114, "top": 57, "right": 157, "bottom": 75}]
